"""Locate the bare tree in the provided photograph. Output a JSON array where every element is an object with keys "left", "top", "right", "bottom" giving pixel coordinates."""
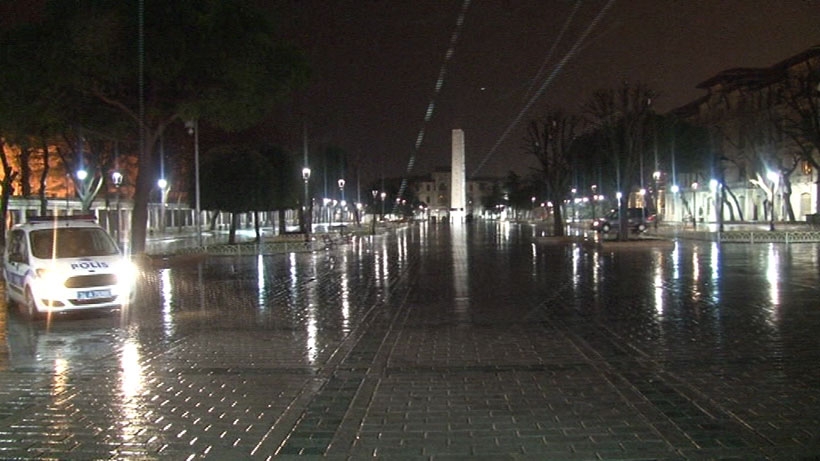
[
  {"left": 584, "top": 82, "right": 655, "bottom": 240},
  {"left": 777, "top": 53, "right": 820, "bottom": 213},
  {"left": 524, "top": 108, "right": 580, "bottom": 237},
  {"left": 0, "top": 139, "right": 18, "bottom": 247}
]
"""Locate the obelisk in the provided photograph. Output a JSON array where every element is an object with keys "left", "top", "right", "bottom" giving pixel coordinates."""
[{"left": 451, "top": 129, "right": 466, "bottom": 221}]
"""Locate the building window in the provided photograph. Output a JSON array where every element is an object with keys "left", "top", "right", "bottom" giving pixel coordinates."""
[{"left": 801, "top": 192, "right": 811, "bottom": 218}]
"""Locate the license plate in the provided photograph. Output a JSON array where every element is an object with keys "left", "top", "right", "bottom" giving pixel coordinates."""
[{"left": 77, "top": 289, "right": 111, "bottom": 300}]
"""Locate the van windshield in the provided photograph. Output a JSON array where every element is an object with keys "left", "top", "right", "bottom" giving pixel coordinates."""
[{"left": 30, "top": 228, "right": 120, "bottom": 259}]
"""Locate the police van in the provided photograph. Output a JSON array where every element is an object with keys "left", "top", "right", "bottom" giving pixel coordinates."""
[{"left": 3, "top": 215, "right": 137, "bottom": 318}]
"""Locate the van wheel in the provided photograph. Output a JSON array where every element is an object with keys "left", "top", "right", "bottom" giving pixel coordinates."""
[
  {"left": 637, "top": 223, "right": 647, "bottom": 232},
  {"left": 24, "top": 288, "right": 40, "bottom": 320}
]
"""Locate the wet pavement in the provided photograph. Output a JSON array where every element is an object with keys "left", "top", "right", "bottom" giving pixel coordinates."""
[{"left": 1, "top": 221, "right": 819, "bottom": 459}]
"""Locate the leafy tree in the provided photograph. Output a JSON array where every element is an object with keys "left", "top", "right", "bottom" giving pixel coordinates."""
[
  {"left": 0, "top": 0, "right": 308, "bottom": 254},
  {"left": 200, "top": 145, "right": 276, "bottom": 244},
  {"left": 481, "top": 182, "right": 506, "bottom": 217},
  {"left": 0, "top": 17, "right": 67, "bottom": 244},
  {"left": 260, "top": 145, "right": 299, "bottom": 236},
  {"left": 318, "top": 145, "right": 349, "bottom": 200}
]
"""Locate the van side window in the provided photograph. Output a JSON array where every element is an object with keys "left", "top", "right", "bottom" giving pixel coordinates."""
[{"left": 8, "top": 230, "right": 27, "bottom": 263}]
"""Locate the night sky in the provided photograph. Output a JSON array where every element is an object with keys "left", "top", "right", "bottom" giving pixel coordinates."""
[{"left": 268, "top": 0, "right": 820, "bottom": 186}]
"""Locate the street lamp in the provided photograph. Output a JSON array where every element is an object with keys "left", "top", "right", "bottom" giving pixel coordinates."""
[
  {"left": 370, "top": 190, "right": 379, "bottom": 233},
  {"left": 591, "top": 185, "right": 597, "bottom": 221},
  {"left": 691, "top": 182, "right": 699, "bottom": 229},
  {"left": 338, "top": 179, "right": 346, "bottom": 225},
  {"left": 570, "top": 188, "right": 577, "bottom": 224},
  {"left": 380, "top": 191, "right": 387, "bottom": 219},
  {"left": 767, "top": 170, "right": 779, "bottom": 231},
  {"left": 185, "top": 119, "right": 202, "bottom": 247},
  {"left": 531, "top": 196, "right": 536, "bottom": 220},
  {"left": 75, "top": 169, "right": 89, "bottom": 211},
  {"left": 302, "top": 167, "right": 311, "bottom": 234},
  {"left": 670, "top": 184, "right": 679, "bottom": 222},
  {"left": 112, "top": 171, "right": 123, "bottom": 244},
  {"left": 652, "top": 170, "right": 661, "bottom": 215},
  {"left": 157, "top": 178, "right": 168, "bottom": 233},
  {"left": 323, "top": 198, "right": 331, "bottom": 227}
]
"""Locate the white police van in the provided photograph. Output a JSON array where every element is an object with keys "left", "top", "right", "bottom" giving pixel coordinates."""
[{"left": 3, "top": 215, "right": 137, "bottom": 318}]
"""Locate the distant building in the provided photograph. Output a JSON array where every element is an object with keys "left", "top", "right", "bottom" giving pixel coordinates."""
[
  {"left": 673, "top": 45, "right": 820, "bottom": 223},
  {"left": 410, "top": 168, "right": 500, "bottom": 220}
]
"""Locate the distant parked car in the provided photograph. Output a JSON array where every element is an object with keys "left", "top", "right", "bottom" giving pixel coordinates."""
[{"left": 591, "top": 207, "right": 655, "bottom": 234}]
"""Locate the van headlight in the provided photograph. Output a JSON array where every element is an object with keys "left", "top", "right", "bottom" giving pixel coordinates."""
[
  {"left": 114, "top": 260, "right": 139, "bottom": 288},
  {"left": 34, "top": 267, "right": 68, "bottom": 286}
]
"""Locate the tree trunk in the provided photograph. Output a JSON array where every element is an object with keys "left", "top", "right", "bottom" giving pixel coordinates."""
[
  {"left": 38, "top": 139, "right": 50, "bottom": 215},
  {"left": 19, "top": 141, "right": 31, "bottom": 197},
  {"left": 724, "top": 185, "right": 743, "bottom": 221},
  {"left": 227, "top": 212, "right": 238, "bottom": 244},
  {"left": 278, "top": 209, "right": 287, "bottom": 235},
  {"left": 129, "top": 132, "right": 158, "bottom": 255},
  {"left": 617, "top": 196, "right": 629, "bottom": 241},
  {"left": 0, "top": 171, "right": 16, "bottom": 248},
  {"left": 130, "top": 172, "right": 150, "bottom": 254},
  {"left": 254, "top": 211, "right": 261, "bottom": 242},
  {"left": 551, "top": 195, "right": 564, "bottom": 237}
]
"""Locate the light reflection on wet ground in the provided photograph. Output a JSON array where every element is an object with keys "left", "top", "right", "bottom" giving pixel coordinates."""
[{"left": 1, "top": 221, "right": 819, "bottom": 458}]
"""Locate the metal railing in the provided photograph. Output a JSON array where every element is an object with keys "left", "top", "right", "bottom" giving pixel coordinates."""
[{"left": 717, "top": 230, "right": 820, "bottom": 244}]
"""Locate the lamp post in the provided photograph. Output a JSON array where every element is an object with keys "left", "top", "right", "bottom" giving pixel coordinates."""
[
  {"left": 185, "top": 119, "right": 202, "bottom": 247},
  {"left": 710, "top": 178, "right": 723, "bottom": 232},
  {"left": 570, "top": 188, "right": 577, "bottom": 225},
  {"left": 371, "top": 190, "right": 378, "bottom": 233},
  {"left": 652, "top": 171, "right": 661, "bottom": 225},
  {"left": 767, "top": 170, "right": 779, "bottom": 231},
  {"left": 591, "top": 185, "right": 597, "bottom": 221},
  {"left": 322, "top": 198, "right": 330, "bottom": 226},
  {"left": 380, "top": 191, "right": 386, "bottom": 219},
  {"left": 112, "top": 171, "right": 123, "bottom": 245},
  {"left": 337, "top": 178, "right": 346, "bottom": 225},
  {"left": 76, "top": 169, "right": 89, "bottom": 212},
  {"left": 670, "top": 184, "right": 679, "bottom": 222},
  {"left": 157, "top": 178, "right": 168, "bottom": 233},
  {"left": 531, "top": 196, "right": 536, "bottom": 220},
  {"left": 302, "top": 167, "right": 311, "bottom": 235},
  {"left": 691, "top": 182, "right": 698, "bottom": 230}
]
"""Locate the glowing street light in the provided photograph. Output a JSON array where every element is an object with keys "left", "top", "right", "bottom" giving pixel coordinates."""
[
  {"left": 591, "top": 185, "right": 598, "bottom": 221},
  {"left": 767, "top": 170, "right": 779, "bottom": 231},
  {"left": 185, "top": 119, "right": 202, "bottom": 247},
  {"left": 302, "top": 167, "right": 311, "bottom": 234},
  {"left": 691, "top": 182, "right": 699, "bottom": 229},
  {"left": 74, "top": 169, "right": 92, "bottom": 211},
  {"left": 338, "top": 179, "right": 346, "bottom": 225},
  {"left": 112, "top": 171, "right": 123, "bottom": 244},
  {"left": 157, "top": 178, "right": 168, "bottom": 233}
]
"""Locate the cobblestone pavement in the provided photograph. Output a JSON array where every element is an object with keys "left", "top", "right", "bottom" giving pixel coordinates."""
[{"left": 1, "top": 222, "right": 819, "bottom": 459}]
